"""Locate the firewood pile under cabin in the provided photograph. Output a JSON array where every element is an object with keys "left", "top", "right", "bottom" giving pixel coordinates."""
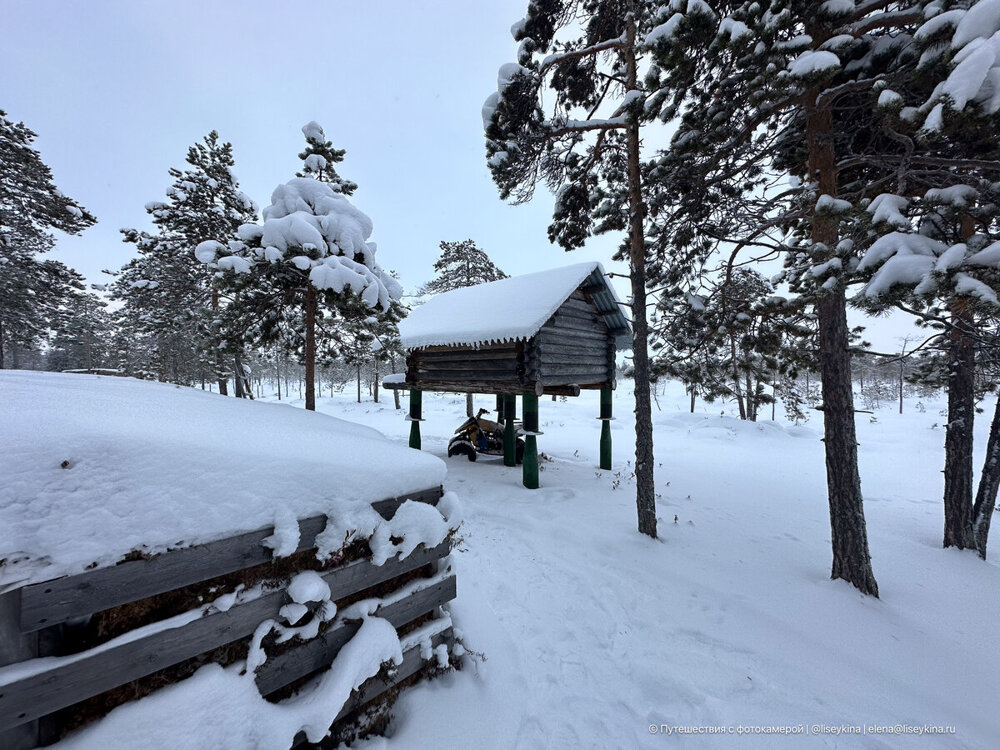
[{"left": 385, "top": 262, "right": 631, "bottom": 489}]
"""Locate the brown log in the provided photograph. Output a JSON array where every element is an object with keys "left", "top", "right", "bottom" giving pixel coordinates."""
[{"left": 413, "top": 349, "right": 519, "bottom": 363}]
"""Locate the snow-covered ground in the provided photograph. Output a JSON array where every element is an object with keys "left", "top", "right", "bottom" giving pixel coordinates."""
[
  {"left": 5, "top": 372, "right": 998, "bottom": 748},
  {"left": 273, "top": 381, "right": 999, "bottom": 749},
  {"left": 0, "top": 371, "right": 446, "bottom": 590}
]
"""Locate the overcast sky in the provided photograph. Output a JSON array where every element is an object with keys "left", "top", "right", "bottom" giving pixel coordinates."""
[
  {"left": 4, "top": 0, "right": 622, "bottom": 293},
  {"left": 4, "top": 0, "right": 919, "bottom": 350}
]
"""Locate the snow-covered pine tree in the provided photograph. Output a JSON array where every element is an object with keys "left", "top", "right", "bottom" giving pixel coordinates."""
[
  {"left": 198, "top": 124, "right": 401, "bottom": 411},
  {"left": 297, "top": 121, "right": 358, "bottom": 196},
  {"left": 634, "top": 0, "right": 983, "bottom": 595},
  {"left": 653, "top": 267, "right": 811, "bottom": 421},
  {"left": 0, "top": 109, "right": 95, "bottom": 367},
  {"left": 114, "top": 131, "right": 258, "bottom": 388},
  {"left": 485, "top": 0, "right": 663, "bottom": 538},
  {"left": 420, "top": 240, "right": 508, "bottom": 295},
  {"left": 851, "top": 1, "right": 1000, "bottom": 559},
  {"left": 45, "top": 289, "right": 114, "bottom": 372}
]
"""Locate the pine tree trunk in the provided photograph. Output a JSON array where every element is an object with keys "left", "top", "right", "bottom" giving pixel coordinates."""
[
  {"left": 304, "top": 287, "right": 316, "bottom": 412},
  {"left": 0, "top": 318, "right": 5, "bottom": 370},
  {"left": 233, "top": 353, "right": 246, "bottom": 399},
  {"left": 374, "top": 359, "right": 379, "bottom": 403},
  {"left": 689, "top": 387, "right": 695, "bottom": 413},
  {"left": 731, "top": 338, "right": 746, "bottom": 419},
  {"left": 466, "top": 393, "right": 474, "bottom": 418},
  {"left": 806, "top": 88, "right": 878, "bottom": 596},
  {"left": 357, "top": 364, "right": 361, "bottom": 403},
  {"left": 625, "top": 15, "right": 656, "bottom": 539},
  {"left": 942, "top": 297, "right": 976, "bottom": 549},
  {"left": 972, "top": 393, "right": 1000, "bottom": 559},
  {"left": 213, "top": 291, "right": 228, "bottom": 396}
]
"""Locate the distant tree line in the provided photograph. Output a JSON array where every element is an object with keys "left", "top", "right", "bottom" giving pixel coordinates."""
[{"left": 1, "top": 107, "right": 505, "bottom": 415}]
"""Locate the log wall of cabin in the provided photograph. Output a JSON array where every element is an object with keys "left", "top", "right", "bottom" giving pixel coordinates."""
[
  {"left": 405, "top": 343, "right": 530, "bottom": 395},
  {"left": 531, "top": 291, "right": 616, "bottom": 389}
]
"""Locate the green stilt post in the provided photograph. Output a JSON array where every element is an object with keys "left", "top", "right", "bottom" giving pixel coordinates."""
[
  {"left": 408, "top": 389, "right": 422, "bottom": 449},
  {"left": 522, "top": 392, "right": 539, "bottom": 489},
  {"left": 599, "top": 387, "right": 613, "bottom": 470},
  {"left": 496, "top": 394, "right": 505, "bottom": 425},
  {"left": 503, "top": 394, "right": 516, "bottom": 466}
]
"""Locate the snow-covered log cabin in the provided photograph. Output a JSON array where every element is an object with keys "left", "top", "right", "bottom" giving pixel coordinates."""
[
  {"left": 388, "top": 262, "right": 630, "bottom": 488},
  {"left": 395, "top": 262, "right": 630, "bottom": 398}
]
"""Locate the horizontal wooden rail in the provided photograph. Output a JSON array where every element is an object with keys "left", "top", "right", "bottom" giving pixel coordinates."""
[
  {"left": 18, "top": 486, "right": 443, "bottom": 633},
  {"left": 0, "top": 542, "right": 451, "bottom": 731},
  {"left": 255, "top": 576, "right": 456, "bottom": 696}
]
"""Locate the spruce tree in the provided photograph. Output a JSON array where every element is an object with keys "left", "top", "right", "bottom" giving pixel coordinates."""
[{"left": 0, "top": 109, "right": 95, "bottom": 367}]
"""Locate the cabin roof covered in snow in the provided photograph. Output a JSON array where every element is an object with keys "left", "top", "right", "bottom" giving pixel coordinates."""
[
  {"left": 0, "top": 371, "right": 447, "bottom": 591},
  {"left": 398, "top": 262, "right": 631, "bottom": 350}
]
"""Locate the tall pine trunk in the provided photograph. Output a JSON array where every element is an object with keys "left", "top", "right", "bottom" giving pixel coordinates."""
[
  {"left": 625, "top": 16, "right": 656, "bottom": 539},
  {"left": 304, "top": 287, "right": 316, "bottom": 412},
  {"left": 213, "top": 290, "right": 228, "bottom": 396},
  {"left": 942, "top": 298, "right": 977, "bottom": 549},
  {"left": 972, "top": 394, "right": 1000, "bottom": 559},
  {"left": 806, "top": 89, "right": 878, "bottom": 596}
]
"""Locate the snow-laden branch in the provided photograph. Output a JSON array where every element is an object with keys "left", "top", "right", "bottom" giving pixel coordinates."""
[{"left": 539, "top": 35, "right": 626, "bottom": 74}]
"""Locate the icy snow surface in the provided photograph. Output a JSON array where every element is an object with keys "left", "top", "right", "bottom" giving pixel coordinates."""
[
  {"left": 0, "top": 372, "right": 445, "bottom": 590},
  {"left": 398, "top": 262, "right": 617, "bottom": 349}
]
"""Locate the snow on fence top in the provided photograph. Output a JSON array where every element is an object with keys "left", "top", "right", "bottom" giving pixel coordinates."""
[
  {"left": 0, "top": 372, "right": 446, "bottom": 591},
  {"left": 399, "top": 261, "right": 625, "bottom": 349}
]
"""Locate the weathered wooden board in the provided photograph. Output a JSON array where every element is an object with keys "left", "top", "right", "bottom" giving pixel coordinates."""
[
  {"left": 288, "top": 629, "right": 453, "bottom": 748},
  {"left": 538, "top": 325, "right": 608, "bottom": 343},
  {"left": 0, "top": 542, "right": 450, "bottom": 731},
  {"left": 413, "top": 349, "right": 519, "bottom": 363},
  {"left": 533, "top": 340, "right": 607, "bottom": 357},
  {"left": 0, "top": 593, "right": 38, "bottom": 750},
  {"left": 18, "top": 487, "right": 443, "bottom": 633},
  {"left": 256, "top": 577, "right": 456, "bottom": 696},
  {"left": 540, "top": 353, "right": 608, "bottom": 367},
  {"left": 412, "top": 361, "right": 518, "bottom": 374},
  {"left": 332, "top": 628, "right": 452, "bottom": 722}
]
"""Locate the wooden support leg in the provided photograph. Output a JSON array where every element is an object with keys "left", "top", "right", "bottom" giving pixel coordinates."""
[
  {"left": 408, "top": 390, "right": 422, "bottom": 450},
  {"left": 600, "top": 387, "right": 613, "bottom": 471},
  {"left": 522, "top": 392, "right": 539, "bottom": 489},
  {"left": 496, "top": 394, "right": 505, "bottom": 425},
  {"left": 503, "top": 394, "right": 516, "bottom": 466}
]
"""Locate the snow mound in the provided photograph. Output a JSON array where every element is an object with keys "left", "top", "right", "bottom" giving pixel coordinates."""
[
  {"left": 399, "top": 262, "right": 620, "bottom": 349},
  {"left": 0, "top": 372, "right": 447, "bottom": 590}
]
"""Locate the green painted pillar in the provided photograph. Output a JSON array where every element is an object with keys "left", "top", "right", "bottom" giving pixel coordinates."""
[
  {"left": 408, "top": 389, "right": 422, "bottom": 449},
  {"left": 503, "top": 394, "right": 516, "bottom": 466},
  {"left": 496, "top": 394, "right": 505, "bottom": 425},
  {"left": 599, "top": 387, "right": 613, "bottom": 470},
  {"left": 522, "top": 392, "right": 539, "bottom": 489}
]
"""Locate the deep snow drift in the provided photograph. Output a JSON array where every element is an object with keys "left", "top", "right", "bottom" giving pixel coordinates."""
[{"left": 0, "top": 371, "right": 446, "bottom": 591}]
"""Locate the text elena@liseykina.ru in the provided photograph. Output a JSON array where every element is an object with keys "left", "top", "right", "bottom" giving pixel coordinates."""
[{"left": 647, "top": 723, "right": 957, "bottom": 737}]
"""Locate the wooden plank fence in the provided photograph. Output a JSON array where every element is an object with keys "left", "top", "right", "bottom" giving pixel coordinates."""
[{"left": 0, "top": 486, "right": 454, "bottom": 748}]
